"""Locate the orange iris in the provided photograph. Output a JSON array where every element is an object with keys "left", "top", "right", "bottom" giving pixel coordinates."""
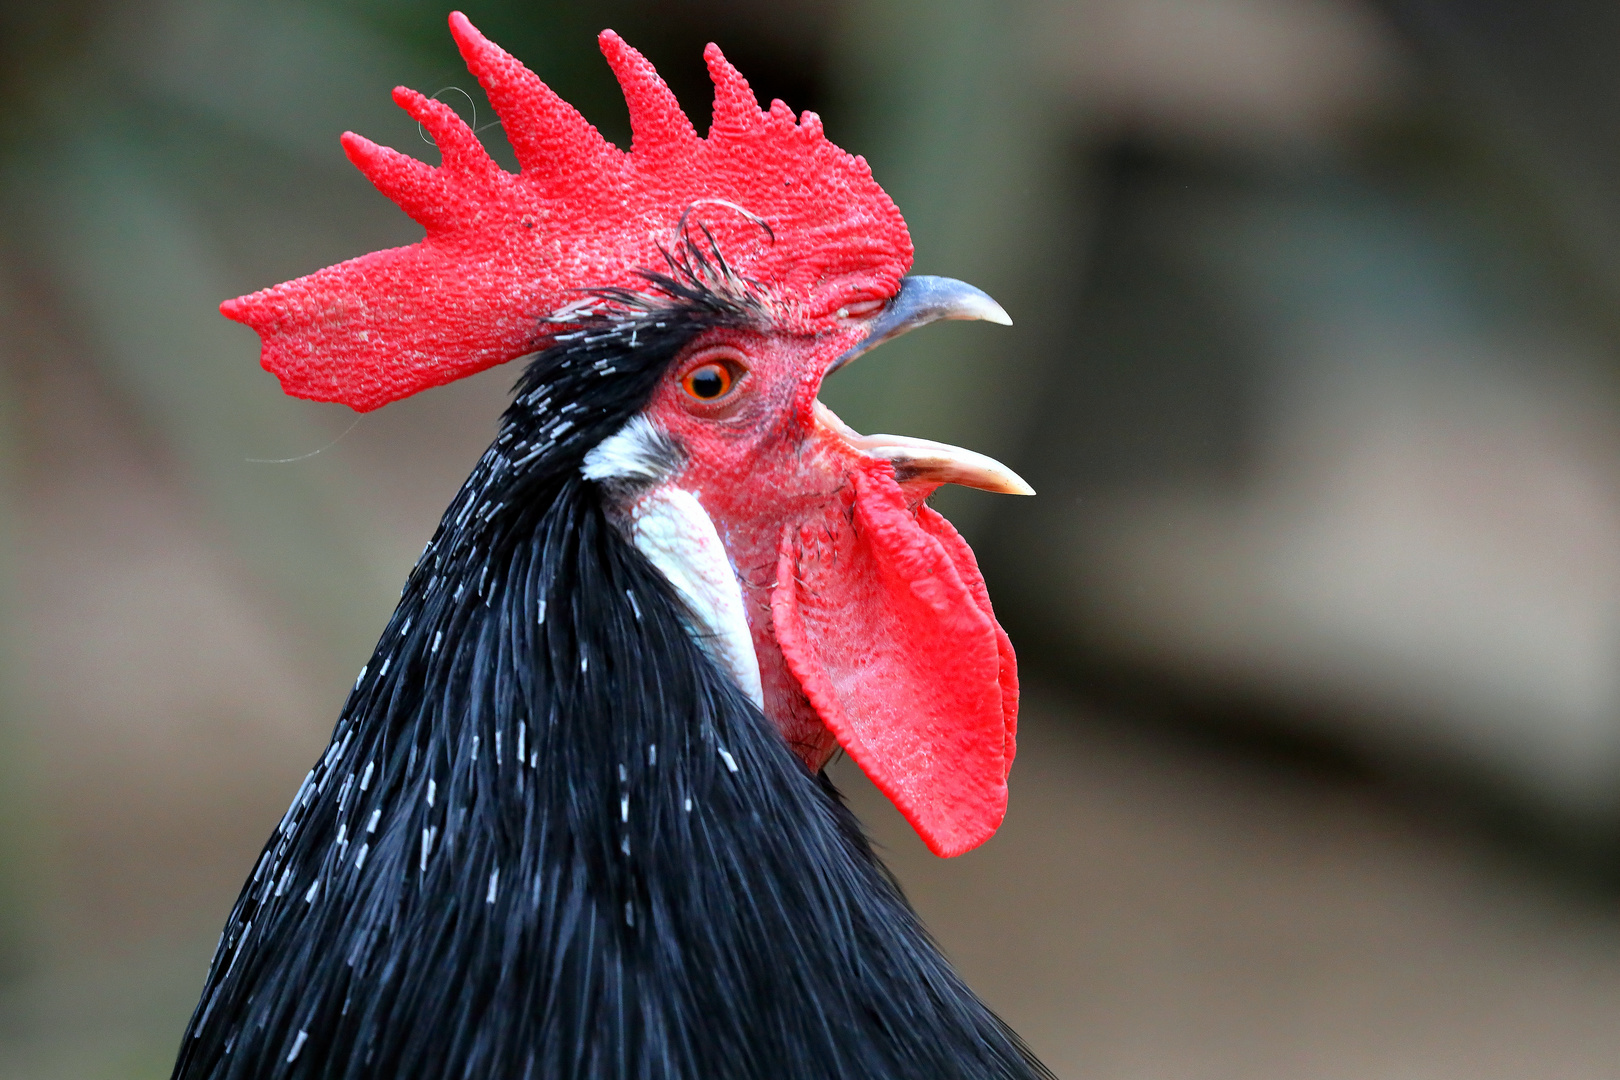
[{"left": 682, "top": 362, "right": 735, "bottom": 401}]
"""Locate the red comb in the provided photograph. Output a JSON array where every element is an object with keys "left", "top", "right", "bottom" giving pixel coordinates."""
[{"left": 221, "top": 12, "right": 913, "bottom": 411}]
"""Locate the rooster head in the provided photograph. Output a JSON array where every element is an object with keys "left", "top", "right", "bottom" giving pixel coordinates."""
[{"left": 222, "top": 12, "right": 1031, "bottom": 858}]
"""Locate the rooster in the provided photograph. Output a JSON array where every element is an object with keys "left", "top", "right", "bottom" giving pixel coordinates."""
[{"left": 172, "top": 13, "right": 1046, "bottom": 1080}]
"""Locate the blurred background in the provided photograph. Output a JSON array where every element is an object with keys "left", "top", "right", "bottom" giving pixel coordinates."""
[{"left": 4, "top": 0, "right": 1620, "bottom": 1076}]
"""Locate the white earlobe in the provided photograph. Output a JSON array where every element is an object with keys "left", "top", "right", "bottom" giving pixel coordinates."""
[
  {"left": 582, "top": 414, "right": 680, "bottom": 487},
  {"left": 623, "top": 486, "right": 764, "bottom": 709},
  {"left": 584, "top": 415, "right": 762, "bottom": 708}
]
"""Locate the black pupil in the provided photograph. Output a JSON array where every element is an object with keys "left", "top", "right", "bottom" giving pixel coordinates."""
[{"left": 690, "top": 367, "right": 726, "bottom": 398}]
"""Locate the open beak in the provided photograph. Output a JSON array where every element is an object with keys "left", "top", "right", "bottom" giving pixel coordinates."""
[{"left": 819, "top": 276, "right": 1033, "bottom": 497}]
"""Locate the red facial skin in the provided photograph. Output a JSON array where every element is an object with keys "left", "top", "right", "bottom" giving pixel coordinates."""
[{"left": 641, "top": 319, "right": 919, "bottom": 769}]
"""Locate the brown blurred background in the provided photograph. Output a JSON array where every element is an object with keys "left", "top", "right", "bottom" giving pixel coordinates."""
[{"left": 5, "top": 0, "right": 1620, "bottom": 1076}]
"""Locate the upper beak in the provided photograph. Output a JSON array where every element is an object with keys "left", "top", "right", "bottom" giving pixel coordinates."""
[
  {"left": 818, "top": 275, "right": 1033, "bottom": 497},
  {"left": 827, "top": 275, "right": 1013, "bottom": 375}
]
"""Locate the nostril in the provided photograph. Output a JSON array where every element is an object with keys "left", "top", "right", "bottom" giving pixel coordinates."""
[{"left": 837, "top": 299, "right": 886, "bottom": 320}]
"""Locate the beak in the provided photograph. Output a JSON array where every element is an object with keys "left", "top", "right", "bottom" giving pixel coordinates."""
[
  {"left": 818, "top": 275, "right": 1032, "bottom": 497},
  {"left": 827, "top": 275, "right": 1012, "bottom": 375}
]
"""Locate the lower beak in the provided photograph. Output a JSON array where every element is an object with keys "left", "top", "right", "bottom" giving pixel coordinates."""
[{"left": 814, "top": 400, "right": 1034, "bottom": 496}]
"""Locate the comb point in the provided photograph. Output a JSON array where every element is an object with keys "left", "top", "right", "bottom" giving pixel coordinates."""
[
  {"left": 704, "top": 43, "right": 758, "bottom": 139},
  {"left": 599, "top": 30, "right": 697, "bottom": 154},
  {"left": 389, "top": 87, "right": 498, "bottom": 179},
  {"left": 341, "top": 131, "right": 452, "bottom": 230},
  {"left": 451, "top": 11, "right": 608, "bottom": 175}
]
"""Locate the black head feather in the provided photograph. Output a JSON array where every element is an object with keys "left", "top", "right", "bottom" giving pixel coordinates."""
[{"left": 171, "top": 255, "right": 1051, "bottom": 1080}]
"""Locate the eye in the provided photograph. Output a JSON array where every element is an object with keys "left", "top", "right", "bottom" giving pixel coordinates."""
[
  {"left": 681, "top": 361, "right": 736, "bottom": 401},
  {"left": 672, "top": 346, "right": 751, "bottom": 415}
]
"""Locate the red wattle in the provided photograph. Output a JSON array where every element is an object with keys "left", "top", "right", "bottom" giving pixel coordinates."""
[
  {"left": 916, "top": 505, "right": 1019, "bottom": 772},
  {"left": 771, "top": 463, "right": 1014, "bottom": 858}
]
